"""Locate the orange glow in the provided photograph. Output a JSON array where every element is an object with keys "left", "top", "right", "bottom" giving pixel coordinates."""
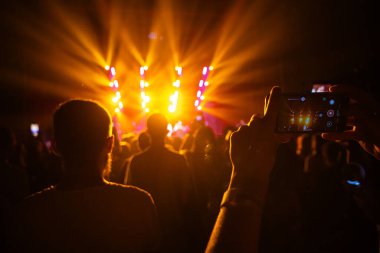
[{"left": 3, "top": 0, "right": 296, "bottom": 128}]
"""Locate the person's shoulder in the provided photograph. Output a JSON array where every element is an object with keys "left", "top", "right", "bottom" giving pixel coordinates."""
[
  {"left": 105, "top": 182, "right": 154, "bottom": 205},
  {"left": 130, "top": 149, "right": 150, "bottom": 161},
  {"left": 12, "top": 186, "right": 56, "bottom": 214},
  {"left": 24, "top": 186, "right": 56, "bottom": 201},
  {"left": 164, "top": 146, "right": 183, "bottom": 157}
]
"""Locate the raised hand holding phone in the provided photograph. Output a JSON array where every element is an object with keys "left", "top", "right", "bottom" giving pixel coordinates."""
[{"left": 321, "top": 85, "right": 380, "bottom": 159}]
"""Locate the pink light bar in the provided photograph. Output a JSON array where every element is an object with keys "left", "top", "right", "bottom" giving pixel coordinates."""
[
  {"left": 202, "top": 67, "right": 208, "bottom": 75},
  {"left": 110, "top": 67, "right": 116, "bottom": 76}
]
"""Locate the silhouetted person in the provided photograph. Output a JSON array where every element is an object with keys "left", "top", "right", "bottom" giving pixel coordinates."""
[
  {"left": 126, "top": 113, "right": 200, "bottom": 253},
  {"left": 184, "top": 126, "right": 222, "bottom": 242},
  {"left": 5, "top": 99, "right": 159, "bottom": 253},
  {"left": 0, "top": 127, "right": 29, "bottom": 206}
]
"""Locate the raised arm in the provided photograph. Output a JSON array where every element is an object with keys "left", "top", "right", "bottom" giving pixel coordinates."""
[{"left": 206, "top": 86, "right": 290, "bottom": 253}]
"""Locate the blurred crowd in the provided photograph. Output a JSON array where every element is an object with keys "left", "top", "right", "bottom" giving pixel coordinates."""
[{"left": 1, "top": 105, "right": 380, "bottom": 252}]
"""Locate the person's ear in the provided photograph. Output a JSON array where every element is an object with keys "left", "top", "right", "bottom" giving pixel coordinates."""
[{"left": 106, "top": 135, "right": 114, "bottom": 153}]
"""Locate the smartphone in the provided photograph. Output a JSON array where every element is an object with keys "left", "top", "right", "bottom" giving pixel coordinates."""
[{"left": 276, "top": 93, "right": 348, "bottom": 133}]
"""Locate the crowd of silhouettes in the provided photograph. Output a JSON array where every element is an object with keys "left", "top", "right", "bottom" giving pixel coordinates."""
[{"left": 0, "top": 85, "right": 379, "bottom": 253}]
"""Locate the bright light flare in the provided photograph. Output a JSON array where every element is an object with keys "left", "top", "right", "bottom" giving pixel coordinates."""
[
  {"left": 175, "top": 66, "right": 182, "bottom": 76},
  {"left": 110, "top": 67, "right": 116, "bottom": 76},
  {"left": 105, "top": 65, "right": 110, "bottom": 71},
  {"left": 202, "top": 67, "right": 208, "bottom": 75}
]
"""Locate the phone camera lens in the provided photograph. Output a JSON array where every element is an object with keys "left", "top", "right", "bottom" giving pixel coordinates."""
[{"left": 326, "top": 121, "right": 333, "bottom": 128}]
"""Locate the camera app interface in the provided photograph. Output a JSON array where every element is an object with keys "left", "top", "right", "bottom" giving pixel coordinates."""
[{"left": 276, "top": 93, "right": 345, "bottom": 133}]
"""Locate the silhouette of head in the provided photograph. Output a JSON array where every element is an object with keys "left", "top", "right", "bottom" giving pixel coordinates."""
[
  {"left": 146, "top": 113, "right": 168, "bottom": 143},
  {"left": 53, "top": 99, "right": 113, "bottom": 172},
  {"left": 138, "top": 131, "right": 151, "bottom": 151},
  {"left": 191, "top": 126, "right": 215, "bottom": 153}
]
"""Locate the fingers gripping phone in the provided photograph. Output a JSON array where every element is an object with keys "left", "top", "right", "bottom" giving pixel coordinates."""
[{"left": 276, "top": 93, "right": 348, "bottom": 133}]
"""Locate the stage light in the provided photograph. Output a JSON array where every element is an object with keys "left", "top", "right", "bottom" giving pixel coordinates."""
[
  {"left": 144, "top": 66, "right": 148, "bottom": 70},
  {"left": 195, "top": 100, "right": 199, "bottom": 106},
  {"left": 105, "top": 65, "right": 110, "bottom": 71},
  {"left": 145, "top": 82, "right": 149, "bottom": 87},
  {"left": 173, "top": 80, "right": 180, "bottom": 87},
  {"left": 109, "top": 82, "right": 114, "bottom": 87},
  {"left": 168, "top": 105, "right": 175, "bottom": 113},
  {"left": 205, "top": 81, "right": 209, "bottom": 86},
  {"left": 140, "top": 67, "right": 145, "bottom": 76},
  {"left": 119, "top": 102, "right": 123, "bottom": 109},
  {"left": 110, "top": 67, "right": 116, "bottom": 76},
  {"left": 112, "top": 97, "right": 118, "bottom": 103},
  {"left": 201, "top": 95, "right": 205, "bottom": 100},
  {"left": 202, "top": 67, "right": 208, "bottom": 75},
  {"left": 175, "top": 66, "right": 182, "bottom": 76},
  {"left": 113, "top": 80, "right": 119, "bottom": 88},
  {"left": 116, "top": 91, "right": 121, "bottom": 98},
  {"left": 115, "top": 108, "right": 120, "bottom": 113},
  {"left": 197, "top": 90, "right": 201, "bottom": 97},
  {"left": 197, "top": 105, "right": 202, "bottom": 110},
  {"left": 199, "top": 80, "right": 204, "bottom": 87},
  {"left": 209, "top": 66, "right": 214, "bottom": 71},
  {"left": 145, "top": 108, "right": 149, "bottom": 112},
  {"left": 140, "top": 80, "right": 145, "bottom": 88}
]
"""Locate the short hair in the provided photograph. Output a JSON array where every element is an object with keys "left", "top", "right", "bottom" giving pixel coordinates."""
[
  {"left": 53, "top": 99, "right": 112, "bottom": 164},
  {"left": 146, "top": 113, "right": 168, "bottom": 138}
]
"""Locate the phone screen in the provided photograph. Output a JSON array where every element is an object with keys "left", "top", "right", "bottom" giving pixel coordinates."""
[
  {"left": 311, "top": 84, "right": 333, "bottom": 93},
  {"left": 276, "top": 93, "right": 348, "bottom": 133}
]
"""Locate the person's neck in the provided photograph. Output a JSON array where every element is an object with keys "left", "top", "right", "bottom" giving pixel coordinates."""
[
  {"left": 56, "top": 165, "right": 106, "bottom": 191},
  {"left": 150, "top": 139, "right": 165, "bottom": 148}
]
